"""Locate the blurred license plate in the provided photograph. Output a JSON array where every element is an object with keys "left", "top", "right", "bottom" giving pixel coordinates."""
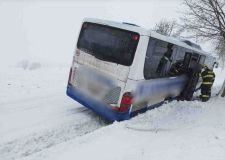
[{"left": 75, "top": 66, "right": 115, "bottom": 100}]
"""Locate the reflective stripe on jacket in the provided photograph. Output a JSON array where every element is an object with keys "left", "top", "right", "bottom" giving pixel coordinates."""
[
  {"left": 201, "top": 69, "right": 215, "bottom": 86},
  {"left": 202, "top": 95, "right": 210, "bottom": 98}
]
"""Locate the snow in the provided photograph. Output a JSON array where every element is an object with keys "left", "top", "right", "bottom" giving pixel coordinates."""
[
  {"left": 1, "top": 1, "right": 225, "bottom": 159},
  {"left": 0, "top": 1, "right": 184, "bottom": 68},
  {"left": 0, "top": 65, "right": 225, "bottom": 160},
  {"left": 0, "top": 65, "right": 105, "bottom": 160}
]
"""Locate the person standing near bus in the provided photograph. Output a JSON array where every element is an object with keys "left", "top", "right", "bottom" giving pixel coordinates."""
[
  {"left": 168, "top": 60, "right": 187, "bottom": 77},
  {"left": 200, "top": 65, "right": 215, "bottom": 102},
  {"left": 156, "top": 43, "right": 173, "bottom": 76}
]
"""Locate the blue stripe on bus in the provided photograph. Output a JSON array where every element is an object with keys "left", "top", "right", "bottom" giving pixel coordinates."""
[
  {"left": 66, "top": 75, "right": 188, "bottom": 122},
  {"left": 66, "top": 85, "right": 130, "bottom": 122}
]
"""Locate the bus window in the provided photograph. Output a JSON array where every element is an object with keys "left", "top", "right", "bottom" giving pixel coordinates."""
[
  {"left": 77, "top": 22, "right": 139, "bottom": 66},
  {"left": 156, "top": 43, "right": 174, "bottom": 76},
  {"left": 144, "top": 38, "right": 174, "bottom": 79},
  {"left": 199, "top": 55, "right": 206, "bottom": 66},
  {"left": 183, "top": 52, "right": 192, "bottom": 67},
  {"left": 189, "top": 53, "right": 200, "bottom": 70},
  {"left": 174, "top": 46, "right": 186, "bottom": 62}
]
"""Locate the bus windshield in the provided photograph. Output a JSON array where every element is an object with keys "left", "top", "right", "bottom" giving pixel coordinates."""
[{"left": 77, "top": 22, "right": 139, "bottom": 66}]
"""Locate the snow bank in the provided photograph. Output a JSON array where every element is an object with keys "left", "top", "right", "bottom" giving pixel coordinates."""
[
  {"left": 0, "top": 66, "right": 105, "bottom": 160},
  {"left": 22, "top": 97, "right": 225, "bottom": 160},
  {"left": 0, "top": 66, "right": 224, "bottom": 160},
  {"left": 17, "top": 68, "right": 225, "bottom": 160},
  {"left": 16, "top": 60, "right": 42, "bottom": 70},
  {"left": 13, "top": 60, "right": 70, "bottom": 71}
]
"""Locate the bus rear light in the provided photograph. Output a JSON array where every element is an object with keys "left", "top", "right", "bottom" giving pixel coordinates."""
[
  {"left": 114, "top": 92, "right": 133, "bottom": 112},
  {"left": 132, "top": 35, "right": 139, "bottom": 41}
]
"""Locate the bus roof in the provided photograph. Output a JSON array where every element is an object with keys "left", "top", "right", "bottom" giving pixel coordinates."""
[
  {"left": 83, "top": 18, "right": 213, "bottom": 58},
  {"left": 83, "top": 17, "right": 149, "bottom": 35}
]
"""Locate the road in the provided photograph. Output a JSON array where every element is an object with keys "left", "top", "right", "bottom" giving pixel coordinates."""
[{"left": 0, "top": 67, "right": 106, "bottom": 160}]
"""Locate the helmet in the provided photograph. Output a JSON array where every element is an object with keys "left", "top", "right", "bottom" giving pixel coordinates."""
[{"left": 204, "top": 57, "right": 216, "bottom": 70}]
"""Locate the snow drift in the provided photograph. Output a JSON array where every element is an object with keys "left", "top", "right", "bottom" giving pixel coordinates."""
[{"left": 0, "top": 66, "right": 225, "bottom": 160}]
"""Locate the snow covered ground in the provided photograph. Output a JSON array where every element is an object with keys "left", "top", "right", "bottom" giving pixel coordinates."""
[
  {"left": 0, "top": 64, "right": 106, "bottom": 160},
  {"left": 0, "top": 65, "right": 225, "bottom": 160}
]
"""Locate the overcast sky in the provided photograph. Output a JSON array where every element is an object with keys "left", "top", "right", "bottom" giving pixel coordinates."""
[{"left": 1, "top": 0, "right": 207, "bottom": 67}]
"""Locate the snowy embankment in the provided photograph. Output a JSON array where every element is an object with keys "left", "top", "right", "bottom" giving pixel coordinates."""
[
  {"left": 0, "top": 64, "right": 105, "bottom": 160},
  {"left": 0, "top": 65, "right": 225, "bottom": 160},
  {"left": 32, "top": 98, "right": 225, "bottom": 160}
]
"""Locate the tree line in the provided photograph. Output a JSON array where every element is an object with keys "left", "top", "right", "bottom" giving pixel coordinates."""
[
  {"left": 154, "top": 0, "right": 225, "bottom": 60},
  {"left": 153, "top": 0, "right": 225, "bottom": 97}
]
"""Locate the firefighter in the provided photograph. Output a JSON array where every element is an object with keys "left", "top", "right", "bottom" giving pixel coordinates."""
[{"left": 200, "top": 65, "right": 215, "bottom": 102}]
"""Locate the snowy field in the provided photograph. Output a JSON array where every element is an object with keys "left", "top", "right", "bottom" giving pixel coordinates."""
[
  {"left": 1, "top": 1, "right": 225, "bottom": 160},
  {"left": 0, "top": 64, "right": 106, "bottom": 160},
  {"left": 0, "top": 64, "right": 225, "bottom": 160}
]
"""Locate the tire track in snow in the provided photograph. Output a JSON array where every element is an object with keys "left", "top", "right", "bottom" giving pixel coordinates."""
[
  {"left": 0, "top": 109, "right": 107, "bottom": 160},
  {"left": 0, "top": 92, "right": 66, "bottom": 113}
]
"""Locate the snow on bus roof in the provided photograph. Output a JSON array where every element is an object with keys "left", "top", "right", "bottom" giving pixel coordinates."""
[
  {"left": 83, "top": 18, "right": 149, "bottom": 35},
  {"left": 83, "top": 18, "right": 213, "bottom": 58}
]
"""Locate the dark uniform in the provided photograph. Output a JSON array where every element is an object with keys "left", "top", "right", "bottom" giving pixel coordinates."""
[
  {"left": 168, "top": 61, "right": 186, "bottom": 76},
  {"left": 156, "top": 43, "right": 173, "bottom": 76},
  {"left": 171, "top": 60, "right": 197, "bottom": 101},
  {"left": 200, "top": 67, "right": 215, "bottom": 102}
]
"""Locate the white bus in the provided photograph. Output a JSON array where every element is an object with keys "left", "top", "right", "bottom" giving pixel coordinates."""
[{"left": 67, "top": 18, "right": 216, "bottom": 122}]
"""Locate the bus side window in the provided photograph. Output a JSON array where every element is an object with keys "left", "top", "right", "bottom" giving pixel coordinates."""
[
  {"left": 174, "top": 47, "right": 186, "bottom": 62},
  {"left": 183, "top": 52, "right": 192, "bottom": 67},
  {"left": 144, "top": 38, "right": 157, "bottom": 79},
  {"left": 170, "top": 45, "right": 178, "bottom": 63},
  {"left": 144, "top": 38, "right": 172, "bottom": 79},
  {"left": 199, "top": 55, "right": 206, "bottom": 66},
  {"left": 169, "top": 46, "right": 183, "bottom": 69},
  {"left": 189, "top": 53, "right": 201, "bottom": 72}
]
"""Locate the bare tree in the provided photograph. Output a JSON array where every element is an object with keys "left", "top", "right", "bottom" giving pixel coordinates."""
[
  {"left": 181, "top": 0, "right": 225, "bottom": 97},
  {"left": 153, "top": 19, "right": 182, "bottom": 37},
  {"left": 214, "top": 37, "right": 225, "bottom": 61},
  {"left": 181, "top": 0, "right": 225, "bottom": 55}
]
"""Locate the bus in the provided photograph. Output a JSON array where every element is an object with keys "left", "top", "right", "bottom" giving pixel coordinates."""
[{"left": 66, "top": 18, "right": 216, "bottom": 122}]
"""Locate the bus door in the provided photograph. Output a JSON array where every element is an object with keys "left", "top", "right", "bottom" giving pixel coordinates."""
[{"left": 180, "top": 52, "right": 202, "bottom": 100}]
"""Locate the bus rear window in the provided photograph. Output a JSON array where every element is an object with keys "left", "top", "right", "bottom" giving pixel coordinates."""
[{"left": 77, "top": 22, "right": 139, "bottom": 66}]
